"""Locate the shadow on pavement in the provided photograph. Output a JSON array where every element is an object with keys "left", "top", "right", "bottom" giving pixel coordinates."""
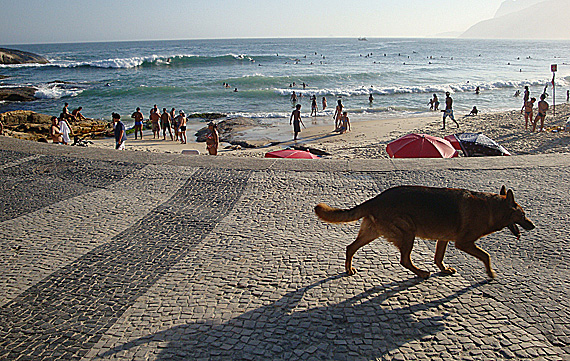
[{"left": 100, "top": 275, "right": 489, "bottom": 360}]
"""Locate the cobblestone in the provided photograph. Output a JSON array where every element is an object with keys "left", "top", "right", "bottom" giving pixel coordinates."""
[{"left": 0, "top": 139, "right": 569, "bottom": 360}]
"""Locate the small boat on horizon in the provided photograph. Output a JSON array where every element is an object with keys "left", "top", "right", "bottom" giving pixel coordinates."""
[{"left": 358, "top": 37, "right": 368, "bottom": 41}]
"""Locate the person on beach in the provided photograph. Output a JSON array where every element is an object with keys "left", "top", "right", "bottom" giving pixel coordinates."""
[
  {"left": 333, "top": 99, "right": 343, "bottom": 130},
  {"left": 428, "top": 98, "right": 434, "bottom": 110},
  {"left": 50, "top": 116, "right": 62, "bottom": 143},
  {"left": 131, "top": 107, "right": 144, "bottom": 140},
  {"left": 523, "top": 86, "right": 530, "bottom": 107},
  {"left": 149, "top": 107, "right": 161, "bottom": 139},
  {"left": 522, "top": 97, "right": 536, "bottom": 130},
  {"left": 432, "top": 94, "right": 439, "bottom": 111},
  {"left": 290, "top": 104, "right": 305, "bottom": 140},
  {"left": 72, "top": 107, "right": 87, "bottom": 121},
  {"left": 291, "top": 91, "right": 297, "bottom": 103},
  {"left": 62, "top": 103, "right": 76, "bottom": 122},
  {"left": 532, "top": 94, "right": 549, "bottom": 132},
  {"left": 322, "top": 97, "right": 327, "bottom": 111},
  {"left": 177, "top": 110, "right": 187, "bottom": 144},
  {"left": 338, "top": 111, "right": 351, "bottom": 134},
  {"left": 311, "top": 95, "right": 318, "bottom": 116},
  {"left": 442, "top": 92, "right": 459, "bottom": 129},
  {"left": 161, "top": 108, "right": 173, "bottom": 140},
  {"left": 468, "top": 106, "right": 479, "bottom": 116},
  {"left": 58, "top": 114, "right": 73, "bottom": 145},
  {"left": 113, "top": 112, "right": 126, "bottom": 150},
  {"left": 206, "top": 122, "right": 219, "bottom": 155},
  {"left": 170, "top": 108, "right": 178, "bottom": 140},
  {"left": 567, "top": 90, "right": 569, "bottom": 102},
  {"left": 475, "top": 87, "right": 480, "bottom": 95}
]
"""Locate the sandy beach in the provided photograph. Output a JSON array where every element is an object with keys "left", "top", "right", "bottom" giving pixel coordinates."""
[{"left": 89, "top": 102, "right": 570, "bottom": 159}]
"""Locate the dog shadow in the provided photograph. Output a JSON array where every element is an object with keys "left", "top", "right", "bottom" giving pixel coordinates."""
[{"left": 98, "top": 275, "right": 488, "bottom": 360}]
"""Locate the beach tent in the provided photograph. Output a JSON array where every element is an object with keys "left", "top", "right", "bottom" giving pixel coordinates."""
[
  {"left": 444, "top": 133, "right": 511, "bottom": 157},
  {"left": 386, "top": 133, "right": 458, "bottom": 158},
  {"left": 265, "top": 149, "right": 319, "bottom": 159}
]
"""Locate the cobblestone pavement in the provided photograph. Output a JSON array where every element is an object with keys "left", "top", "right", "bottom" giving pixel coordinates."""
[{"left": 0, "top": 142, "right": 569, "bottom": 360}]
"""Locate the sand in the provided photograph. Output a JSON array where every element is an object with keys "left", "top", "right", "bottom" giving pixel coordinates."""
[{"left": 88, "top": 103, "right": 570, "bottom": 159}]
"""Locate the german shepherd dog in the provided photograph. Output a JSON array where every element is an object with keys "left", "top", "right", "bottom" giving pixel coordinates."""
[{"left": 315, "top": 186, "right": 535, "bottom": 279}]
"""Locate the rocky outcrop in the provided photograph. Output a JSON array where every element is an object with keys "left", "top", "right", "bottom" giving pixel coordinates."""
[
  {"left": 0, "top": 110, "right": 111, "bottom": 142},
  {"left": 0, "top": 48, "right": 49, "bottom": 65},
  {"left": 0, "top": 87, "right": 37, "bottom": 102}
]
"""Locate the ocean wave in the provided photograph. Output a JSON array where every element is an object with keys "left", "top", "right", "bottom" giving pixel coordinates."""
[
  {"left": 273, "top": 78, "right": 565, "bottom": 98},
  {"left": 0, "top": 53, "right": 268, "bottom": 70},
  {"left": 34, "top": 83, "right": 84, "bottom": 99}
]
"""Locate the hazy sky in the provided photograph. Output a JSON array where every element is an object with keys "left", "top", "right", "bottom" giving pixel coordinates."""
[{"left": 1, "top": 0, "right": 506, "bottom": 45}]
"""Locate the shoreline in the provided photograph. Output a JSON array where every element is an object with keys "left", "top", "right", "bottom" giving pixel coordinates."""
[{"left": 86, "top": 102, "right": 570, "bottom": 159}]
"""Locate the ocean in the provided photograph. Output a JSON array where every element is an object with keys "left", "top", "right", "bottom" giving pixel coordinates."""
[{"left": 1, "top": 38, "right": 569, "bottom": 133}]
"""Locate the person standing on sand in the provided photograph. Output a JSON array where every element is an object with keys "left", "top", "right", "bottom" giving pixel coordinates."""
[
  {"left": 532, "top": 94, "right": 549, "bottom": 132},
  {"left": 170, "top": 108, "right": 178, "bottom": 140},
  {"left": 567, "top": 90, "right": 569, "bottom": 102},
  {"left": 206, "top": 122, "right": 219, "bottom": 155},
  {"left": 290, "top": 104, "right": 305, "bottom": 140},
  {"left": 113, "top": 113, "right": 126, "bottom": 150},
  {"left": 311, "top": 95, "right": 318, "bottom": 116},
  {"left": 322, "top": 97, "right": 327, "bottom": 111},
  {"left": 149, "top": 107, "right": 161, "bottom": 139},
  {"left": 131, "top": 107, "right": 144, "bottom": 140},
  {"left": 522, "top": 97, "right": 535, "bottom": 130},
  {"left": 442, "top": 92, "right": 459, "bottom": 130},
  {"left": 333, "top": 99, "right": 343, "bottom": 130},
  {"left": 177, "top": 110, "right": 187, "bottom": 144},
  {"left": 161, "top": 108, "right": 173, "bottom": 140}
]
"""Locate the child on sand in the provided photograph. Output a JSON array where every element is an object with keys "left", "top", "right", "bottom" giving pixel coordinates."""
[
  {"left": 290, "top": 104, "right": 305, "bottom": 140},
  {"left": 338, "top": 112, "right": 351, "bottom": 134}
]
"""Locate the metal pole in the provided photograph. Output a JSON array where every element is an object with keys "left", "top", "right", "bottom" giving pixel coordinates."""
[{"left": 553, "top": 73, "right": 556, "bottom": 116}]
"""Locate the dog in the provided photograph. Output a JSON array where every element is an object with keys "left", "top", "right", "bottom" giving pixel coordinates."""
[{"left": 315, "top": 185, "right": 535, "bottom": 279}]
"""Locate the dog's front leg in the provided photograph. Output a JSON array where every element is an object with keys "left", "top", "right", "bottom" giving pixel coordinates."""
[
  {"left": 456, "top": 241, "right": 496, "bottom": 278},
  {"left": 435, "top": 240, "right": 456, "bottom": 275}
]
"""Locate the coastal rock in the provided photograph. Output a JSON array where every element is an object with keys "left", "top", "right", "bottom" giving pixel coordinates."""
[
  {"left": 195, "top": 117, "right": 259, "bottom": 143},
  {"left": 0, "top": 48, "right": 49, "bottom": 65},
  {"left": 0, "top": 87, "right": 37, "bottom": 102},
  {"left": 1, "top": 110, "right": 111, "bottom": 141}
]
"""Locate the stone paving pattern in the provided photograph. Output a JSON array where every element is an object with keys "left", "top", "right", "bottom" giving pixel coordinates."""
[{"left": 0, "top": 138, "right": 569, "bottom": 360}]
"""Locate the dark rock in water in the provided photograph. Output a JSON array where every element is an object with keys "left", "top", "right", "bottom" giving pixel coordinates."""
[
  {"left": 187, "top": 113, "right": 226, "bottom": 120},
  {"left": 0, "top": 48, "right": 49, "bottom": 65},
  {"left": 0, "top": 87, "right": 37, "bottom": 102},
  {"left": 195, "top": 117, "right": 259, "bottom": 142}
]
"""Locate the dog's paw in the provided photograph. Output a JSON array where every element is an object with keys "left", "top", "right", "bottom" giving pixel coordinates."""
[
  {"left": 346, "top": 267, "right": 357, "bottom": 276},
  {"left": 441, "top": 267, "right": 456, "bottom": 275},
  {"left": 417, "top": 270, "right": 430, "bottom": 279}
]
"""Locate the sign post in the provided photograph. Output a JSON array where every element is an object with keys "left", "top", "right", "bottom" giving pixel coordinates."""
[{"left": 551, "top": 64, "right": 557, "bottom": 115}]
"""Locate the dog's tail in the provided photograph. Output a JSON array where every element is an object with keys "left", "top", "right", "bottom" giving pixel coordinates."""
[{"left": 314, "top": 203, "right": 367, "bottom": 224}]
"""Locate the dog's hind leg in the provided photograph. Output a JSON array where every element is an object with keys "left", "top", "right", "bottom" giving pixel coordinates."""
[
  {"left": 345, "top": 216, "right": 379, "bottom": 276},
  {"left": 393, "top": 234, "right": 430, "bottom": 279},
  {"left": 435, "top": 240, "right": 456, "bottom": 275},
  {"left": 455, "top": 241, "right": 496, "bottom": 278}
]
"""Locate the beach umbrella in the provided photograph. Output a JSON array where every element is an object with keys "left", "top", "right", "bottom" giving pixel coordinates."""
[
  {"left": 386, "top": 133, "right": 458, "bottom": 158},
  {"left": 265, "top": 149, "right": 319, "bottom": 159},
  {"left": 444, "top": 133, "right": 511, "bottom": 157}
]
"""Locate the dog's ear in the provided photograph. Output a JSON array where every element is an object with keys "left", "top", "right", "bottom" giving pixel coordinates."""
[
  {"left": 506, "top": 189, "right": 515, "bottom": 207},
  {"left": 500, "top": 185, "right": 507, "bottom": 196}
]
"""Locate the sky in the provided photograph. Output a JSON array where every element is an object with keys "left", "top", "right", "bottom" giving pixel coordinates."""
[{"left": 0, "top": 0, "right": 507, "bottom": 45}]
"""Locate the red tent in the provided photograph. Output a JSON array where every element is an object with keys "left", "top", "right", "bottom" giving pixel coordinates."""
[
  {"left": 265, "top": 149, "right": 319, "bottom": 159},
  {"left": 386, "top": 133, "right": 458, "bottom": 158}
]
